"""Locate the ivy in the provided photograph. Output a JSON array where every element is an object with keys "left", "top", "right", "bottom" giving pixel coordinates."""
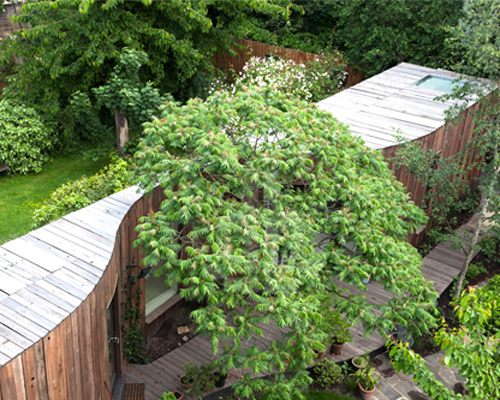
[{"left": 121, "top": 270, "right": 148, "bottom": 365}]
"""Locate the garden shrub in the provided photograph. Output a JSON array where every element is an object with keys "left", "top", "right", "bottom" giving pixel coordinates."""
[
  {"left": 0, "top": 100, "right": 54, "bottom": 173},
  {"left": 211, "top": 53, "right": 347, "bottom": 102},
  {"left": 312, "top": 358, "right": 344, "bottom": 389},
  {"left": 32, "top": 157, "right": 133, "bottom": 228}
]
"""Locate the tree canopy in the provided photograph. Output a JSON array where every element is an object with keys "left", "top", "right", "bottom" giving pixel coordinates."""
[
  {"left": 0, "top": 0, "right": 292, "bottom": 148},
  {"left": 134, "top": 87, "right": 436, "bottom": 399},
  {"left": 331, "top": 0, "right": 464, "bottom": 76}
]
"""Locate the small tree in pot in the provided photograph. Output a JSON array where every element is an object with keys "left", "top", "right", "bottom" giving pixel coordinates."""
[{"left": 355, "top": 365, "right": 379, "bottom": 400}]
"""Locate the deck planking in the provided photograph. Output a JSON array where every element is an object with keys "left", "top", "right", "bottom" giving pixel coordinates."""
[{"left": 316, "top": 62, "right": 474, "bottom": 150}]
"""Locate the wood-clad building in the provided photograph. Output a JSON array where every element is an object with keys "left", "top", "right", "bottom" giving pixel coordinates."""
[
  {"left": 317, "top": 62, "right": 489, "bottom": 244},
  {"left": 0, "top": 186, "right": 167, "bottom": 400},
  {"left": 0, "top": 62, "right": 492, "bottom": 400}
]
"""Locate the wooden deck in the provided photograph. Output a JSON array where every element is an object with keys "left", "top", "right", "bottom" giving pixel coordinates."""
[
  {"left": 316, "top": 63, "right": 470, "bottom": 150},
  {"left": 125, "top": 221, "right": 473, "bottom": 400}
]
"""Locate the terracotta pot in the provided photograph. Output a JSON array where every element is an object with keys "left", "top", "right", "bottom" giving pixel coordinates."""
[
  {"left": 172, "top": 390, "right": 184, "bottom": 400},
  {"left": 358, "top": 382, "right": 375, "bottom": 400},
  {"left": 315, "top": 351, "right": 326, "bottom": 359},
  {"left": 352, "top": 356, "right": 368, "bottom": 371},
  {"left": 179, "top": 375, "right": 194, "bottom": 391},
  {"left": 330, "top": 341, "right": 345, "bottom": 356}
]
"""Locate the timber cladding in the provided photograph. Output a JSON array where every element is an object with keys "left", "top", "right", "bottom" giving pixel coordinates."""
[
  {"left": 0, "top": 186, "right": 164, "bottom": 400},
  {"left": 316, "top": 62, "right": 494, "bottom": 246}
]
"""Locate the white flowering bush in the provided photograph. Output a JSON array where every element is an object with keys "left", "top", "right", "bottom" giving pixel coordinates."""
[{"left": 211, "top": 52, "right": 347, "bottom": 102}]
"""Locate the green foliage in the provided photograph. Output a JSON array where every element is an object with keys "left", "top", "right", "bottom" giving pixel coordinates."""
[
  {"left": 0, "top": 0, "right": 293, "bottom": 148},
  {"left": 0, "top": 100, "right": 54, "bottom": 174},
  {"left": 354, "top": 365, "right": 378, "bottom": 391},
  {"left": 390, "top": 282, "right": 500, "bottom": 399},
  {"left": 68, "top": 91, "right": 110, "bottom": 145},
  {"left": 330, "top": 0, "right": 464, "bottom": 76},
  {"left": 159, "top": 392, "right": 178, "bottom": 400},
  {"left": 393, "top": 137, "right": 474, "bottom": 229},
  {"left": 481, "top": 276, "right": 500, "bottom": 337},
  {"left": 134, "top": 86, "right": 437, "bottom": 399},
  {"left": 212, "top": 54, "right": 346, "bottom": 102},
  {"left": 312, "top": 359, "right": 343, "bottom": 389},
  {"left": 446, "top": 0, "right": 500, "bottom": 80},
  {"left": 248, "top": 2, "right": 336, "bottom": 54},
  {"left": 320, "top": 296, "right": 352, "bottom": 344},
  {"left": 479, "top": 236, "right": 500, "bottom": 266},
  {"left": 93, "top": 48, "right": 168, "bottom": 137},
  {"left": 31, "top": 157, "right": 132, "bottom": 228},
  {"left": 121, "top": 271, "right": 148, "bottom": 364}
]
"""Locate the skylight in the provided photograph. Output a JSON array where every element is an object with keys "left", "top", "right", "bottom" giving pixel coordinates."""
[{"left": 416, "top": 75, "right": 464, "bottom": 93}]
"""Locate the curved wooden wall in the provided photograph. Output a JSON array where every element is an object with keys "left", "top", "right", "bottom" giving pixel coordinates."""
[
  {"left": 0, "top": 186, "right": 164, "bottom": 400},
  {"left": 382, "top": 100, "right": 483, "bottom": 245}
]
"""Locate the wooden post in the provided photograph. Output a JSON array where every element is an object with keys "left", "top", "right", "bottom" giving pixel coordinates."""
[{"left": 114, "top": 109, "right": 129, "bottom": 157}]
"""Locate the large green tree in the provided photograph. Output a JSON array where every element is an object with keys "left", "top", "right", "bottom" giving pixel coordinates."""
[
  {"left": 330, "top": 0, "right": 464, "bottom": 76},
  {"left": 0, "top": 0, "right": 292, "bottom": 148},
  {"left": 134, "top": 86, "right": 437, "bottom": 399}
]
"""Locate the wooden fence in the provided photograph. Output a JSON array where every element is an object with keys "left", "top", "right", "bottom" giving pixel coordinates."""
[{"left": 213, "top": 39, "right": 366, "bottom": 89}]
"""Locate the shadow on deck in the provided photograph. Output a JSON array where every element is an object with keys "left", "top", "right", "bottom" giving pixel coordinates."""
[{"left": 125, "top": 221, "right": 473, "bottom": 400}]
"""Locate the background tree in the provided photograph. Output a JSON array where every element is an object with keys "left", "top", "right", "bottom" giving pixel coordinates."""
[
  {"left": 134, "top": 86, "right": 437, "bottom": 399},
  {"left": 0, "top": 0, "right": 292, "bottom": 151},
  {"left": 248, "top": 0, "right": 464, "bottom": 76},
  {"left": 93, "top": 48, "right": 167, "bottom": 155},
  {"left": 330, "top": 0, "right": 464, "bottom": 76}
]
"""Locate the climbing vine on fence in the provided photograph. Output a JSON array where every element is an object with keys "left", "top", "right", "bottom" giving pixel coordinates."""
[{"left": 121, "top": 270, "right": 148, "bottom": 364}]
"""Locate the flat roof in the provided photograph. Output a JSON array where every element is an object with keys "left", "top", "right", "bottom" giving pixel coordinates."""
[{"left": 316, "top": 62, "right": 471, "bottom": 150}]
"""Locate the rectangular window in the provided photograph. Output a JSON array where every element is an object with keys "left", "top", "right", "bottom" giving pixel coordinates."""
[{"left": 145, "top": 264, "right": 178, "bottom": 316}]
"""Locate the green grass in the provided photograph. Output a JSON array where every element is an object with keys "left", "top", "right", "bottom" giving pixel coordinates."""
[
  {"left": 0, "top": 152, "right": 110, "bottom": 243},
  {"left": 303, "top": 391, "right": 356, "bottom": 400}
]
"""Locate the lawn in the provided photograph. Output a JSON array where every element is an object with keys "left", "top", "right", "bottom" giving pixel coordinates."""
[{"left": 0, "top": 152, "right": 110, "bottom": 243}]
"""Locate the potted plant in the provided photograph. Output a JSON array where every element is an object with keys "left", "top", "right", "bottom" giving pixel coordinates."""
[
  {"left": 179, "top": 362, "right": 196, "bottom": 391},
  {"left": 355, "top": 365, "right": 379, "bottom": 400},
  {"left": 213, "top": 370, "right": 227, "bottom": 388},
  {"left": 160, "top": 390, "right": 184, "bottom": 400},
  {"left": 329, "top": 313, "right": 352, "bottom": 356},
  {"left": 352, "top": 354, "right": 369, "bottom": 371},
  {"left": 320, "top": 297, "right": 353, "bottom": 356},
  {"left": 190, "top": 362, "right": 216, "bottom": 396}
]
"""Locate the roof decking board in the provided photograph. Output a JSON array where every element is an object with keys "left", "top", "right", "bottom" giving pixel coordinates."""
[
  {"left": 0, "top": 185, "right": 143, "bottom": 367},
  {"left": 317, "top": 62, "right": 472, "bottom": 150},
  {"left": 48, "top": 219, "right": 115, "bottom": 253}
]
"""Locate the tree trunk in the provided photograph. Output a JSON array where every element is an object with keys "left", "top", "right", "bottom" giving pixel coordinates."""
[{"left": 114, "top": 109, "right": 129, "bottom": 157}]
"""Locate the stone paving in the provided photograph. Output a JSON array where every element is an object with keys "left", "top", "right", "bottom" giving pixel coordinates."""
[{"left": 372, "top": 350, "right": 466, "bottom": 400}]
